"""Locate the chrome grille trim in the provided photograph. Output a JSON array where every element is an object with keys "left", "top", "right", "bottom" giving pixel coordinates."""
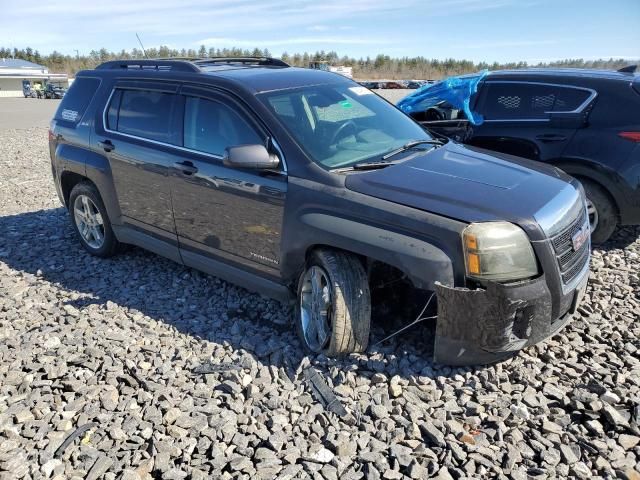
[{"left": 549, "top": 206, "right": 590, "bottom": 287}]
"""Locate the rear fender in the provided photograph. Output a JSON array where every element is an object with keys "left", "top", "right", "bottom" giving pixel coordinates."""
[
  {"left": 551, "top": 158, "right": 630, "bottom": 219},
  {"left": 84, "top": 150, "right": 124, "bottom": 227}
]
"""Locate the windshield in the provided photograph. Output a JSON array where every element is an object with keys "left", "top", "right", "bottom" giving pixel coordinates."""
[{"left": 259, "top": 84, "right": 432, "bottom": 169}]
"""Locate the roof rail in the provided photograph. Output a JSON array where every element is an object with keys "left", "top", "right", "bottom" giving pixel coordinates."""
[
  {"left": 95, "top": 59, "right": 201, "bottom": 72},
  {"left": 193, "top": 57, "right": 290, "bottom": 67}
]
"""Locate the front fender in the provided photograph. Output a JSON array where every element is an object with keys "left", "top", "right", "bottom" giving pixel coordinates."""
[
  {"left": 279, "top": 177, "right": 465, "bottom": 290},
  {"left": 297, "top": 213, "right": 454, "bottom": 290}
]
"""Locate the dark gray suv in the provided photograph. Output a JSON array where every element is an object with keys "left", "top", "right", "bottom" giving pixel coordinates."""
[{"left": 49, "top": 58, "right": 590, "bottom": 365}]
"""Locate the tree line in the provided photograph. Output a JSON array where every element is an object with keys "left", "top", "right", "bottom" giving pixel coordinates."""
[{"left": 0, "top": 46, "right": 633, "bottom": 80}]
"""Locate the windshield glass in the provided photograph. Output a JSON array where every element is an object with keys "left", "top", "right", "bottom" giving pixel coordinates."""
[{"left": 259, "top": 84, "right": 431, "bottom": 169}]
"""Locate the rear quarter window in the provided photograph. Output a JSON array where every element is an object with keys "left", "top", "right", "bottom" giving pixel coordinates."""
[
  {"left": 54, "top": 77, "right": 101, "bottom": 124},
  {"left": 480, "top": 82, "right": 592, "bottom": 120}
]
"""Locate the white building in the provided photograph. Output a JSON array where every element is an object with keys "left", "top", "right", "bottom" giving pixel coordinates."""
[{"left": 0, "top": 58, "right": 68, "bottom": 98}]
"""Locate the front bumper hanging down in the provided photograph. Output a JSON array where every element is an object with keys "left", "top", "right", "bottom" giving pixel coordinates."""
[{"left": 433, "top": 275, "right": 575, "bottom": 366}]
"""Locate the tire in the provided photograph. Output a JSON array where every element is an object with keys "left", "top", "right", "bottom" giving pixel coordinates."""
[
  {"left": 581, "top": 179, "right": 617, "bottom": 244},
  {"left": 296, "top": 249, "right": 371, "bottom": 356},
  {"left": 68, "top": 182, "right": 120, "bottom": 257}
]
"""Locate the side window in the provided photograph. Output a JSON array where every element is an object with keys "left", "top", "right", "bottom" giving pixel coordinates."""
[
  {"left": 54, "top": 77, "right": 100, "bottom": 124},
  {"left": 111, "top": 89, "right": 176, "bottom": 143},
  {"left": 481, "top": 83, "right": 592, "bottom": 120},
  {"left": 183, "top": 96, "right": 262, "bottom": 156},
  {"left": 106, "top": 90, "right": 122, "bottom": 130}
]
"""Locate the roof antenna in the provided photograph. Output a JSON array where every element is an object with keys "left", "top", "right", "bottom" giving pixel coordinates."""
[{"left": 136, "top": 33, "right": 148, "bottom": 58}]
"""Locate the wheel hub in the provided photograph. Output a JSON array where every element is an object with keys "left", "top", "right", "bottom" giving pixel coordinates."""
[
  {"left": 586, "top": 198, "right": 599, "bottom": 233},
  {"left": 300, "top": 266, "right": 333, "bottom": 352},
  {"left": 73, "top": 195, "right": 105, "bottom": 249}
]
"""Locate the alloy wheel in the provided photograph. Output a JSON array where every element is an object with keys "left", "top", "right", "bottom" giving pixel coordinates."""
[
  {"left": 300, "top": 266, "right": 333, "bottom": 352},
  {"left": 586, "top": 198, "right": 599, "bottom": 233},
  {"left": 73, "top": 195, "right": 105, "bottom": 249}
]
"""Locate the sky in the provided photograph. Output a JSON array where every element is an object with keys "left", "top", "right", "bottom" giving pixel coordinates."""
[{"left": 0, "top": 0, "right": 638, "bottom": 63}]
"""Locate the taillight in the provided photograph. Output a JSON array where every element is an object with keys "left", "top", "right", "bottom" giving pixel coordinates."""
[{"left": 619, "top": 131, "right": 640, "bottom": 142}]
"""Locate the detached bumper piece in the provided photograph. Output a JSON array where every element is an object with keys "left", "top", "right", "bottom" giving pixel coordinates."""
[{"left": 433, "top": 275, "right": 571, "bottom": 366}]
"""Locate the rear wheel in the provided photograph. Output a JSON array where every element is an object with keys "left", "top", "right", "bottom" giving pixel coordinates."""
[
  {"left": 69, "top": 182, "right": 120, "bottom": 257},
  {"left": 581, "top": 179, "right": 617, "bottom": 244},
  {"left": 296, "top": 249, "right": 371, "bottom": 356}
]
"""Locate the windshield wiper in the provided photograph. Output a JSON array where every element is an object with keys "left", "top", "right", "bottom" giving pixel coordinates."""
[
  {"left": 351, "top": 160, "right": 400, "bottom": 171},
  {"left": 381, "top": 139, "right": 444, "bottom": 160}
]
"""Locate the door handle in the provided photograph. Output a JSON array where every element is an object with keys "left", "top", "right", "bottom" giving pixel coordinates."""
[
  {"left": 98, "top": 140, "right": 115, "bottom": 152},
  {"left": 535, "top": 134, "right": 567, "bottom": 143},
  {"left": 174, "top": 161, "right": 198, "bottom": 175}
]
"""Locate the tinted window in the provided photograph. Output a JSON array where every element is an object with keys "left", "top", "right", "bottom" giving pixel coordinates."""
[
  {"left": 183, "top": 96, "right": 262, "bottom": 156},
  {"left": 481, "top": 83, "right": 591, "bottom": 120},
  {"left": 115, "top": 89, "right": 176, "bottom": 143},
  {"left": 54, "top": 77, "right": 100, "bottom": 124},
  {"left": 106, "top": 90, "right": 122, "bottom": 131}
]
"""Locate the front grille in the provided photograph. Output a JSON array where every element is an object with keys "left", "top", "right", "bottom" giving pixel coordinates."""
[{"left": 550, "top": 207, "right": 590, "bottom": 285}]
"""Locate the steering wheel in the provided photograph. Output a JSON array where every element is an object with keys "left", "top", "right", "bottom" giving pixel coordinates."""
[{"left": 329, "top": 120, "right": 357, "bottom": 145}]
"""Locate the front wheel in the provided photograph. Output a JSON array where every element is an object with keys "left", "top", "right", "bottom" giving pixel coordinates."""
[
  {"left": 581, "top": 180, "right": 617, "bottom": 244},
  {"left": 296, "top": 249, "right": 371, "bottom": 357}
]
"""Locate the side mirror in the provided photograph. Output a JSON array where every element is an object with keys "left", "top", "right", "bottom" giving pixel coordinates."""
[{"left": 223, "top": 144, "right": 280, "bottom": 170}]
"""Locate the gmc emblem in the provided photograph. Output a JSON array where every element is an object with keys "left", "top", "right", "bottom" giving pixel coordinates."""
[{"left": 571, "top": 224, "right": 590, "bottom": 252}]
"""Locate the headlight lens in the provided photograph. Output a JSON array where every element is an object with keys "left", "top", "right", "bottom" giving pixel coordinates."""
[{"left": 462, "top": 222, "right": 538, "bottom": 282}]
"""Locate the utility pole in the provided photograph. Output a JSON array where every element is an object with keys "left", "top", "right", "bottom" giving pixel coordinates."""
[{"left": 74, "top": 49, "right": 79, "bottom": 59}]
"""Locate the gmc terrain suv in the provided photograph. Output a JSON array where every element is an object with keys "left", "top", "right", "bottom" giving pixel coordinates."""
[
  {"left": 49, "top": 58, "right": 590, "bottom": 365},
  {"left": 402, "top": 67, "right": 640, "bottom": 243}
]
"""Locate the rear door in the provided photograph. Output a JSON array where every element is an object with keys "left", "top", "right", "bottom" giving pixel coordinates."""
[
  {"left": 94, "top": 81, "right": 183, "bottom": 245},
  {"left": 469, "top": 81, "right": 595, "bottom": 161},
  {"left": 170, "top": 86, "right": 287, "bottom": 277}
]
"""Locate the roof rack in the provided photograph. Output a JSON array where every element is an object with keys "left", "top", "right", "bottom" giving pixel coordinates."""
[
  {"left": 193, "top": 57, "right": 290, "bottom": 67},
  {"left": 95, "top": 57, "right": 290, "bottom": 72},
  {"left": 618, "top": 65, "right": 637, "bottom": 74},
  {"left": 96, "top": 59, "right": 200, "bottom": 72}
]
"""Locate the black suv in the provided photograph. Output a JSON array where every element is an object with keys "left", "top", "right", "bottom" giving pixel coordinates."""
[
  {"left": 409, "top": 68, "right": 640, "bottom": 243},
  {"left": 49, "top": 58, "right": 590, "bottom": 365}
]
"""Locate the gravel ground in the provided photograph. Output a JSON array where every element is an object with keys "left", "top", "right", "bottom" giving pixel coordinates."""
[{"left": 1, "top": 127, "right": 639, "bottom": 480}]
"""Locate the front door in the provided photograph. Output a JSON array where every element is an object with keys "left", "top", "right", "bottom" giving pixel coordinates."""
[{"left": 169, "top": 87, "right": 287, "bottom": 276}]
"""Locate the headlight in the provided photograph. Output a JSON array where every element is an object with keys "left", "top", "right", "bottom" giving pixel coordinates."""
[{"left": 462, "top": 222, "right": 538, "bottom": 282}]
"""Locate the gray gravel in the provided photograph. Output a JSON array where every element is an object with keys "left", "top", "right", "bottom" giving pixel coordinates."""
[{"left": 1, "top": 127, "right": 639, "bottom": 479}]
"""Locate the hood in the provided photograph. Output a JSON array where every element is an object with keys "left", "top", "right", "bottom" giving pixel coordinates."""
[{"left": 345, "top": 142, "right": 578, "bottom": 238}]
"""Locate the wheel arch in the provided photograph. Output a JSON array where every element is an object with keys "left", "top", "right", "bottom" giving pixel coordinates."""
[
  {"left": 281, "top": 215, "right": 457, "bottom": 292},
  {"left": 550, "top": 158, "right": 622, "bottom": 217},
  {"left": 60, "top": 171, "right": 94, "bottom": 207}
]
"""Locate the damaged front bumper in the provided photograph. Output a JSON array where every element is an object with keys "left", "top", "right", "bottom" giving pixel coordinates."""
[{"left": 433, "top": 273, "right": 588, "bottom": 366}]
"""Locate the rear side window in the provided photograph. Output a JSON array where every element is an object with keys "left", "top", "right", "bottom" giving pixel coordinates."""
[
  {"left": 480, "top": 82, "right": 592, "bottom": 120},
  {"left": 54, "top": 77, "right": 100, "bottom": 124},
  {"left": 107, "top": 89, "right": 176, "bottom": 143},
  {"left": 183, "top": 96, "right": 262, "bottom": 156}
]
